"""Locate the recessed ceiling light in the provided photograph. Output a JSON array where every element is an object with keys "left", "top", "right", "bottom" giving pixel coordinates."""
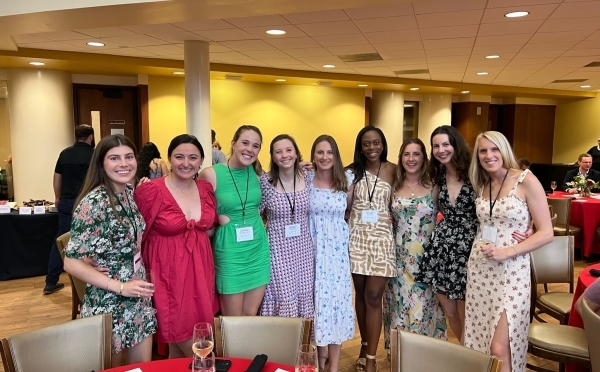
[
  {"left": 358, "top": 84, "right": 368, "bottom": 87},
  {"left": 86, "top": 41, "right": 105, "bottom": 47},
  {"left": 581, "top": 85, "right": 591, "bottom": 88},
  {"left": 276, "top": 79, "right": 286, "bottom": 82},
  {"left": 323, "top": 64, "right": 336, "bottom": 68},
  {"left": 505, "top": 11, "right": 529, "bottom": 18},
  {"left": 29, "top": 61, "right": 45, "bottom": 66},
  {"left": 172, "top": 71, "right": 185, "bottom": 75},
  {"left": 461, "top": 90, "right": 470, "bottom": 94},
  {"left": 266, "top": 29, "right": 286, "bottom": 35},
  {"left": 477, "top": 72, "right": 489, "bottom": 75},
  {"left": 485, "top": 55, "right": 500, "bottom": 59},
  {"left": 409, "top": 87, "right": 419, "bottom": 91}
]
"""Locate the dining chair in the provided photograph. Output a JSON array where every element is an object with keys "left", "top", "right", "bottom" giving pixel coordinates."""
[
  {"left": 214, "top": 316, "right": 311, "bottom": 365},
  {"left": 581, "top": 299, "right": 600, "bottom": 371},
  {"left": 389, "top": 328, "right": 501, "bottom": 372},
  {"left": 530, "top": 236, "right": 575, "bottom": 325},
  {"left": 547, "top": 198, "right": 581, "bottom": 237},
  {"left": 527, "top": 321, "right": 590, "bottom": 372},
  {"left": 0, "top": 314, "right": 112, "bottom": 372},
  {"left": 56, "top": 231, "right": 87, "bottom": 320}
]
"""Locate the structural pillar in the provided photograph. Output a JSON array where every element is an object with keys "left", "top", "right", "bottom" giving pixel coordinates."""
[
  {"left": 7, "top": 69, "right": 73, "bottom": 202},
  {"left": 184, "top": 40, "right": 212, "bottom": 165},
  {"left": 370, "top": 90, "right": 404, "bottom": 159}
]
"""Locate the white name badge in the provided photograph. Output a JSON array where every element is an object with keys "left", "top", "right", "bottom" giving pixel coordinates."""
[
  {"left": 285, "top": 223, "right": 301, "bottom": 238},
  {"left": 0, "top": 206, "right": 10, "bottom": 214},
  {"left": 481, "top": 224, "right": 498, "bottom": 244},
  {"left": 133, "top": 252, "right": 142, "bottom": 273},
  {"left": 19, "top": 207, "right": 32, "bottom": 215},
  {"left": 33, "top": 206, "right": 45, "bottom": 214},
  {"left": 361, "top": 209, "right": 378, "bottom": 223},
  {"left": 236, "top": 225, "right": 254, "bottom": 242}
]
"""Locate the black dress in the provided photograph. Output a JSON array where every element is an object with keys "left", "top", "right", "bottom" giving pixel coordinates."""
[
  {"left": 416, "top": 168, "right": 478, "bottom": 301},
  {"left": 587, "top": 146, "right": 600, "bottom": 172}
]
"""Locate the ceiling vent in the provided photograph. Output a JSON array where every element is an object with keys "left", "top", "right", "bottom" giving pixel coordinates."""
[
  {"left": 584, "top": 61, "right": 600, "bottom": 68},
  {"left": 224, "top": 75, "right": 242, "bottom": 81},
  {"left": 395, "top": 69, "right": 430, "bottom": 75},
  {"left": 337, "top": 53, "right": 383, "bottom": 62},
  {"left": 317, "top": 81, "right": 333, "bottom": 86},
  {"left": 550, "top": 79, "right": 587, "bottom": 83}
]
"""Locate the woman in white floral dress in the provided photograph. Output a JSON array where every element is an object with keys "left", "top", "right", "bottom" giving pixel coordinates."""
[
  {"left": 64, "top": 134, "right": 156, "bottom": 368},
  {"left": 464, "top": 131, "right": 552, "bottom": 372}
]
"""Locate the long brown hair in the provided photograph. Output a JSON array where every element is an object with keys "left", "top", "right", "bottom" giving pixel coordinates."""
[
  {"left": 311, "top": 135, "right": 348, "bottom": 192},
  {"left": 75, "top": 134, "right": 137, "bottom": 224},
  {"left": 396, "top": 138, "right": 431, "bottom": 190},
  {"left": 268, "top": 134, "right": 303, "bottom": 187},
  {"left": 231, "top": 125, "right": 263, "bottom": 175},
  {"left": 429, "top": 125, "right": 471, "bottom": 185}
]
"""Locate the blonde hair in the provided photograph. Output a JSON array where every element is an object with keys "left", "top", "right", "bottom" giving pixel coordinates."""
[{"left": 469, "top": 131, "right": 519, "bottom": 189}]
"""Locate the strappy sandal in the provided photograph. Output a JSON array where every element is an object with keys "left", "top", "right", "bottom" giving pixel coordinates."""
[
  {"left": 365, "top": 354, "right": 378, "bottom": 372},
  {"left": 355, "top": 341, "right": 368, "bottom": 371}
]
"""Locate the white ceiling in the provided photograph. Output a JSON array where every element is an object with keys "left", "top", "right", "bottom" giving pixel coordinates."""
[{"left": 10, "top": 0, "right": 600, "bottom": 91}]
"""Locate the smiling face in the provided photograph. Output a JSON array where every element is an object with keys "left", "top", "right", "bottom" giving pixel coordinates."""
[
  {"left": 103, "top": 145, "right": 137, "bottom": 192},
  {"left": 231, "top": 129, "right": 261, "bottom": 167},
  {"left": 313, "top": 140, "right": 334, "bottom": 172},
  {"left": 401, "top": 143, "right": 424, "bottom": 176},
  {"left": 361, "top": 130, "right": 383, "bottom": 163},
  {"left": 169, "top": 143, "right": 203, "bottom": 180},
  {"left": 272, "top": 139, "right": 297, "bottom": 170},
  {"left": 431, "top": 134, "right": 454, "bottom": 165},
  {"left": 477, "top": 137, "right": 504, "bottom": 173}
]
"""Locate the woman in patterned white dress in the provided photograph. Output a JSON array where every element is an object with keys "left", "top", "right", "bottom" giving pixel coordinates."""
[
  {"left": 309, "top": 135, "right": 355, "bottom": 372},
  {"left": 465, "top": 131, "right": 552, "bottom": 372}
]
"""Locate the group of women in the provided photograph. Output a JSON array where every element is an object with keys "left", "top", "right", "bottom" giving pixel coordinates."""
[{"left": 63, "top": 123, "right": 552, "bottom": 372}]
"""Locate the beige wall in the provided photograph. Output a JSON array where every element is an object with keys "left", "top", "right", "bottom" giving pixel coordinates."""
[
  {"left": 553, "top": 95, "right": 600, "bottom": 164},
  {"left": 0, "top": 98, "right": 10, "bottom": 167},
  {"left": 418, "top": 94, "right": 452, "bottom": 155},
  {"left": 148, "top": 76, "right": 366, "bottom": 167}
]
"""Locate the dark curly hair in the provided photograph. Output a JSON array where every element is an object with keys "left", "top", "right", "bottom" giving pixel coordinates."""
[
  {"left": 428, "top": 126, "right": 471, "bottom": 185},
  {"left": 136, "top": 142, "right": 161, "bottom": 179}
]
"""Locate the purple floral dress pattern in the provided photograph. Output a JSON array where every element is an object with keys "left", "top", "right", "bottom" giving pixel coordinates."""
[
  {"left": 383, "top": 191, "right": 447, "bottom": 350},
  {"left": 65, "top": 186, "right": 156, "bottom": 354},
  {"left": 464, "top": 170, "right": 531, "bottom": 372},
  {"left": 259, "top": 172, "right": 315, "bottom": 320}
]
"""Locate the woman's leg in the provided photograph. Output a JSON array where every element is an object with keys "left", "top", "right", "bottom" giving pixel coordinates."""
[
  {"left": 168, "top": 338, "right": 194, "bottom": 359},
  {"left": 219, "top": 293, "right": 245, "bottom": 316},
  {"left": 457, "top": 300, "right": 466, "bottom": 344},
  {"left": 327, "top": 344, "right": 341, "bottom": 372},
  {"left": 126, "top": 335, "right": 153, "bottom": 364},
  {"left": 242, "top": 285, "right": 266, "bottom": 316},
  {"left": 352, "top": 274, "right": 368, "bottom": 361},
  {"left": 435, "top": 294, "right": 462, "bottom": 342},
  {"left": 490, "top": 311, "right": 512, "bottom": 372},
  {"left": 111, "top": 351, "right": 124, "bottom": 368},
  {"left": 364, "top": 276, "right": 389, "bottom": 372}
]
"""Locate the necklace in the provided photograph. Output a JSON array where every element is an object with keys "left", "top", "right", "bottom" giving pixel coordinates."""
[
  {"left": 170, "top": 175, "right": 193, "bottom": 193},
  {"left": 405, "top": 183, "right": 419, "bottom": 197}
]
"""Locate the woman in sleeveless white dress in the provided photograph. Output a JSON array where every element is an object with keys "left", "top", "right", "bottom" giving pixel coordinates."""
[{"left": 465, "top": 131, "right": 553, "bottom": 372}]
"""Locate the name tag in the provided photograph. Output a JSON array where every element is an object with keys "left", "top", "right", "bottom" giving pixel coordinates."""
[
  {"left": 33, "top": 206, "right": 45, "bottom": 214},
  {"left": 361, "top": 209, "right": 378, "bottom": 223},
  {"left": 481, "top": 224, "right": 498, "bottom": 244},
  {"left": 19, "top": 207, "right": 32, "bottom": 215},
  {"left": 285, "top": 223, "right": 301, "bottom": 238},
  {"left": 0, "top": 206, "right": 10, "bottom": 214},
  {"left": 236, "top": 225, "right": 254, "bottom": 242},
  {"left": 133, "top": 252, "right": 142, "bottom": 273}
]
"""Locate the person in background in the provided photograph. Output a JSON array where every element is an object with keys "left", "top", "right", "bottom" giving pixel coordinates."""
[
  {"left": 308, "top": 135, "right": 355, "bottom": 372},
  {"left": 212, "top": 129, "right": 227, "bottom": 165},
  {"left": 562, "top": 153, "right": 600, "bottom": 193},
  {"left": 346, "top": 126, "right": 396, "bottom": 372},
  {"left": 260, "top": 134, "right": 314, "bottom": 321},
  {"left": 517, "top": 158, "right": 530, "bottom": 170},
  {"left": 44, "top": 124, "right": 95, "bottom": 295},
  {"left": 64, "top": 134, "right": 156, "bottom": 367},
  {"left": 135, "top": 134, "right": 219, "bottom": 358},
  {"left": 464, "top": 131, "right": 552, "bottom": 372},
  {"left": 200, "top": 125, "right": 270, "bottom": 316},
  {"left": 136, "top": 142, "right": 168, "bottom": 180},
  {"left": 575, "top": 277, "right": 600, "bottom": 315},
  {"left": 587, "top": 138, "right": 600, "bottom": 172},
  {"left": 383, "top": 138, "right": 447, "bottom": 354}
]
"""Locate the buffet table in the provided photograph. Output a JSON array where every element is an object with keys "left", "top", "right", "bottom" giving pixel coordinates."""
[{"left": 0, "top": 211, "right": 58, "bottom": 280}]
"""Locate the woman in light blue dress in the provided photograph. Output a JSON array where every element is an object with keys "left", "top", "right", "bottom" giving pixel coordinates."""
[{"left": 309, "top": 135, "right": 355, "bottom": 372}]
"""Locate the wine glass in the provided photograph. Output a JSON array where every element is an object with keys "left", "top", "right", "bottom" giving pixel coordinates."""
[
  {"left": 192, "top": 323, "right": 214, "bottom": 368},
  {"left": 135, "top": 269, "right": 156, "bottom": 316},
  {"left": 296, "top": 344, "right": 318, "bottom": 372},
  {"left": 192, "top": 352, "right": 215, "bottom": 372},
  {"left": 550, "top": 181, "right": 557, "bottom": 193}
]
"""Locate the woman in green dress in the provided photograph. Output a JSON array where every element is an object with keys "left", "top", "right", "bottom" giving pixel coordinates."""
[
  {"left": 200, "top": 125, "right": 270, "bottom": 315},
  {"left": 64, "top": 134, "right": 156, "bottom": 367}
]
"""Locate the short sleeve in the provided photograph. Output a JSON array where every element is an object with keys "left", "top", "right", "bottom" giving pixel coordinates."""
[
  {"left": 133, "top": 180, "right": 162, "bottom": 239},
  {"left": 584, "top": 277, "right": 600, "bottom": 303},
  {"left": 54, "top": 153, "right": 63, "bottom": 174},
  {"left": 65, "top": 189, "right": 112, "bottom": 258},
  {"left": 345, "top": 170, "right": 355, "bottom": 190}
]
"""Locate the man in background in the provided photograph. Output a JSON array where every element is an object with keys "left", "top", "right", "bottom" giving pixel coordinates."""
[
  {"left": 517, "top": 158, "right": 531, "bottom": 170},
  {"left": 43, "top": 125, "right": 94, "bottom": 295},
  {"left": 212, "top": 129, "right": 227, "bottom": 165},
  {"left": 563, "top": 153, "right": 600, "bottom": 193}
]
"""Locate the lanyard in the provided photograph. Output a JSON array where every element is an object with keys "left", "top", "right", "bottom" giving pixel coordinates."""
[
  {"left": 364, "top": 162, "right": 382, "bottom": 208},
  {"left": 116, "top": 190, "right": 137, "bottom": 247},
  {"left": 278, "top": 175, "right": 296, "bottom": 222},
  {"left": 489, "top": 170, "right": 509, "bottom": 218},
  {"left": 227, "top": 160, "right": 250, "bottom": 223}
]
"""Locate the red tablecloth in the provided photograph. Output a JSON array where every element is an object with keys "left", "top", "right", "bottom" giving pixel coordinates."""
[
  {"left": 102, "top": 357, "right": 294, "bottom": 372},
  {"left": 565, "top": 263, "right": 600, "bottom": 372},
  {"left": 548, "top": 192, "right": 600, "bottom": 257}
]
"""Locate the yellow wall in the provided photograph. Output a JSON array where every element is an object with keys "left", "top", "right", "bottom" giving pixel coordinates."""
[
  {"left": 148, "top": 76, "right": 366, "bottom": 167},
  {"left": 554, "top": 95, "right": 600, "bottom": 163},
  {"left": 0, "top": 98, "right": 10, "bottom": 166}
]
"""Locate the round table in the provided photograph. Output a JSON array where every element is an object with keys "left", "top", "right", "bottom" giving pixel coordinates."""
[{"left": 102, "top": 357, "right": 294, "bottom": 372}]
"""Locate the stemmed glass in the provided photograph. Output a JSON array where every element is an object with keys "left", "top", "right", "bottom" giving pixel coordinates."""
[
  {"left": 135, "top": 269, "right": 156, "bottom": 316},
  {"left": 296, "top": 344, "right": 318, "bottom": 372},
  {"left": 550, "top": 181, "right": 557, "bottom": 193},
  {"left": 192, "top": 323, "right": 214, "bottom": 369}
]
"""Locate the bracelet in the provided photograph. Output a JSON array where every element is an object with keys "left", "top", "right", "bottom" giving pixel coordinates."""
[
  {"left": 512, "top": 247, "right": 519, "bottom": 257},
  {"left": 105, "top": 278, "right": 111, "bottom": 291},
  {"left": 119, "top": 283, "right": 124, "bottom": 296}
]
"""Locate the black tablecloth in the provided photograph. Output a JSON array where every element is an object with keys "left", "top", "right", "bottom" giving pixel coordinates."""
[{"left": 0, "top": 211, "right": 58, "bottom": 280}]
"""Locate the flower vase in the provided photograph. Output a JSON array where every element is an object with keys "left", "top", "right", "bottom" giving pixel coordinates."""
[{"left": 581, "top": 189, "right": 592, "bottom": 197}]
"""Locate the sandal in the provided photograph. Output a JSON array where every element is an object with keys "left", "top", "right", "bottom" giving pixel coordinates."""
[
  {"left": 355, "top": 341, "right": 368, "bottom": 371},
  {"left": 365, "top": 354, "right": 378, "bottom": 372}
]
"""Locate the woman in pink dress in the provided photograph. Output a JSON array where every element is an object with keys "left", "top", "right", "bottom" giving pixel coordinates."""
[{"left": 134, "top": 134, "right": 219, "bottom": 358}]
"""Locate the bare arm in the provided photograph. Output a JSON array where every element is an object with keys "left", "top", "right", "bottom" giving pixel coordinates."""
[
  {"left": 199, "top": 167, "right": 217, "bottom": 190},
  {"left": 159, "top": 159, "right": 169, "bottom": 176},
  {"left": 53, "top": 173, "right": 62, "bottom": 206}
]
